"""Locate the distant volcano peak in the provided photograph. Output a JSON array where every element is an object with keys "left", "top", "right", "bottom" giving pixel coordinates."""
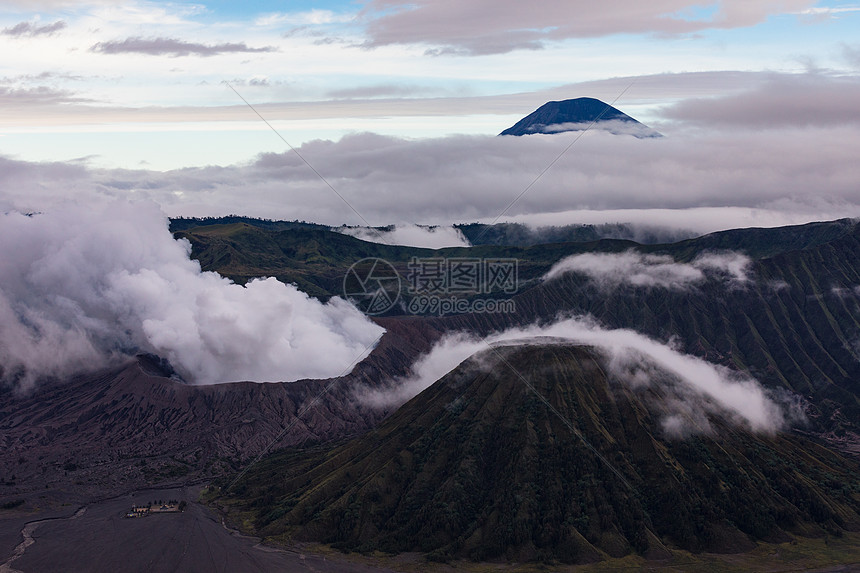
[{"left": 500, "top": 97, "right": 661, "bottom": 138}]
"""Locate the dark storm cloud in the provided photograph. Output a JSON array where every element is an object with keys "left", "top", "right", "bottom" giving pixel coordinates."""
[
  {"left": 90, "top": 37, "right": 277, "bottom": 57},
  {"left": 362, "top": 0, "right": 815, "bottom": 55}
]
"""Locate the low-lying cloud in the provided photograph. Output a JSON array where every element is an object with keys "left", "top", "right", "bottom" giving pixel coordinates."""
[
  {"left": 508, "top": 207, "right": 859, "bottom": 238},
  {"left": 529, "top": 119, "right": 661, "bottom": 139},
  {"left": 4, "top": 123, "right": 860, "bottom": 234},
  {"left": 2, "top": 20, "right": 66, "bottom": 37},
  {"left": 90, "top": 37, "right": 277, "bottom": 57},
  {"left": 0, "top": 84, "right": 87, "bottom": 107},
  {"left": 661, "top": 74, "right": 860, "bottom": 128},
  {"left": 359, "top": 317, "right": 787, "bottom": 434},
  {"left": 336, "top": 224, "right": 471, "bottom": 248},
  {"left": 0, "top": 201, "right": 384, "bottom": 391},
  {"left": 4, "top": 68, "right": 860, "bottom": 239},
  {"left": 544, "top": 250, "right": 751, "bottom": 289},
  {"left": 358, "top": 331, "right": 481, "bottom": 407}
]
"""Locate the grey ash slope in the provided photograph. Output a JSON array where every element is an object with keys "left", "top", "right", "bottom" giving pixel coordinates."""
[
  {"left": 0, "top": 317, "right": 442, "bottom": 497},
  {"left": 500, "top": 97, "right": 661, "bottom": 138}
]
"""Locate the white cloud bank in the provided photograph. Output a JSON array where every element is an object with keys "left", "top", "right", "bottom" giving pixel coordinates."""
[
  {"left": 4, "top": 118, "right": 859, "bottom": 235},
  {"left": 544, "top": 250, "right": 751, "bottom": 289},
  {"left": 0, "top": 201, "right": 384, "bottom": 390},
  {"left": 336, "top": 224, "right": 470, "bottom": 248},
  {"left": 506, "top": 207, "right": 858, "bottom": 237},
  {"left": 360, "top": 317, "right": 787, "bottom": 434}
]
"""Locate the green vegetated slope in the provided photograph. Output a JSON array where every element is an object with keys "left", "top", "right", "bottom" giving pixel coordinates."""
[
  {"left": 663, "top": 218, "right": 858, "bottom": 261},
  {"left": 175, "top": 218, "right": 860, "bottom": 296},
  {"left": 170, "top": 215, "right": 330, "bottom": 233},
  {"left": 511, "top": 223, "right": 860, "bottom": 435},
  {"left": 220, "top": 345, "right": 860, "bottom": 564},
  {"left": 172, "top": 221, "right": 611, "bottom": 298},
  {"left": 177, "top": 218, "right": 860, "bottom": 436},
  {"left": 173, "top": 222, "right": 435, "bottom": 297}
]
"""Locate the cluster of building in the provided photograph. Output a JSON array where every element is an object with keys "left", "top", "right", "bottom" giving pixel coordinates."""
[{"left": 124, "top": 500, "right": 184, "bottom": 518}]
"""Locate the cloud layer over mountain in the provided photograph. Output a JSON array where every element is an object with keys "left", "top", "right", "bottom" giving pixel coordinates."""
[
  {"left": 336, "top": 224, "right": 471, "bottom": 248},
  {"left": 544, "top": 250, "right": 751, "bottom": 289},
  {"left": 360, "top": 317, "right": 788, "bottom": 434},
  {"left": 3, "top": 117, "right": 859, "bottom": 234}
]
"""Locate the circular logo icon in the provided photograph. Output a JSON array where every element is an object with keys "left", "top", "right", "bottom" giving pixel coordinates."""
[{"left": 343, "top": 258, "right": 401, "bottom": 315}]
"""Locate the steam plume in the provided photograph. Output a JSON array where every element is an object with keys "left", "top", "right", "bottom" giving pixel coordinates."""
[{"left": 0, "top": 201, "right": 384, "bottom": 390}]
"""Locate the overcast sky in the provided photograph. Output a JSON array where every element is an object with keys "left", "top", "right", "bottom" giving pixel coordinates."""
[{"left": 1, "top": 0, "right": 860, "bottom": 230}]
